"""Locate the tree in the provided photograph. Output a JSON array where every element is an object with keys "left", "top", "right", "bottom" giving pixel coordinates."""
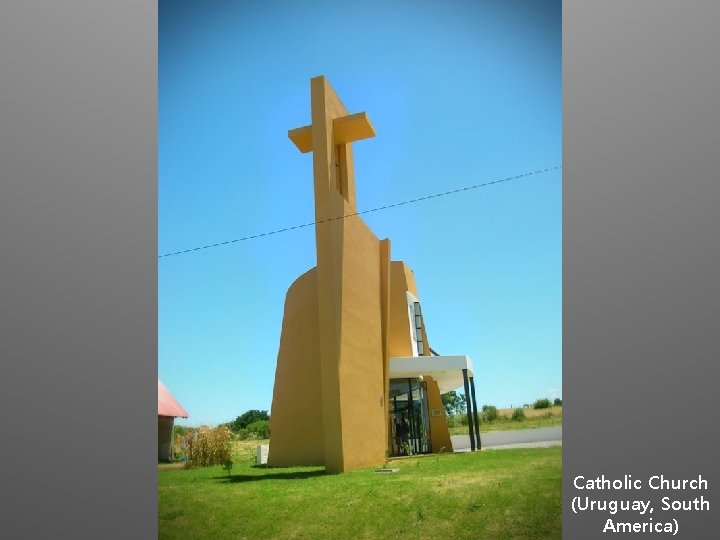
[
  {"left": 229, "top": 409, "right": 269, "bottom": 432},
  {"left": 553, "top": 398, "right": 562, "bottom": 406},
  {"left": 441, "top": 391, "right": 467, "bottom": 416},
  {"left": 533, "top": 398, "right": 551, "bottom": 410},
  {"left": 246, "top": 419, "right": 270, "bottom": 439}
]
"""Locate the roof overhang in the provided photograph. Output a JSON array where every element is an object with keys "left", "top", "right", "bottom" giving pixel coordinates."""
[
  {"left": 389, "top": 355, "right": 474, "bottom": 395},
  {"left": 158, "top": 380, "right": 189, "bottom": 418}
]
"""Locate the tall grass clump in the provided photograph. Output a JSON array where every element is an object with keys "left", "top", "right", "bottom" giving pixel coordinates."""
[{"left": 181, "top": 426, "right": 232, "bottom": 468}]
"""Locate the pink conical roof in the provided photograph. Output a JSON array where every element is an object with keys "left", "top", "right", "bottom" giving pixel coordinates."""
[{"left": 158, "top": 380, "right": 189, "bottom": 418}]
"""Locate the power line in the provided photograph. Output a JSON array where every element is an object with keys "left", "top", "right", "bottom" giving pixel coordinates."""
[{"left": 158, "top": 165, "right": 561, "bottom": 259}]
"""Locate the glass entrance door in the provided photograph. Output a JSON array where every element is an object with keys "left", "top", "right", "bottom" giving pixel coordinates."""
[{"left": 389, "top": 378, "right": 431, "bottom": 456}]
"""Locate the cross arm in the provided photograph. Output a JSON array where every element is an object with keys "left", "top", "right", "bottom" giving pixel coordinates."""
[
  {"left": 333, "top": 112, "right": 376, "bottom": 144},
  {"left": 288, "top": 112, "right": 376, "bottom": 154},
  {"left": 288, "top": 125, "right": 313, "bottom": 153}
]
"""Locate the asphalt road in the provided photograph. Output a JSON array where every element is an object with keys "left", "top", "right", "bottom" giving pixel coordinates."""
[{"left": 451, "top": 426, "right": 562, "bottom": 450}]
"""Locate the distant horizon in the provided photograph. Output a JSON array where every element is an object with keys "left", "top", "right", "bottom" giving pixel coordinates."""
[{"left": 172, "top": 394, "right": 563, "bottom": 428}]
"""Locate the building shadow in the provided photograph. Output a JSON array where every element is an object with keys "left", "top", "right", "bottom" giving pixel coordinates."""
[{"left": 214, "top": 469, "right": 326, "bottom": 483}]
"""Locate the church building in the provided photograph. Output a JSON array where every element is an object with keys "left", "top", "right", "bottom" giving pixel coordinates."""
[{"left": 268, "top": 76, "right": 480, "bottom": 474}]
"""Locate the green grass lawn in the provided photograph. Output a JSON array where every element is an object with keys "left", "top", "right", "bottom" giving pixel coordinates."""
[{"left": 159, "top": 446, "right": 561, "bottom": 540}]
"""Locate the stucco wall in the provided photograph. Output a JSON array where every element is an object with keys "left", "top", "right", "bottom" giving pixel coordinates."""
[
  {"left": 267, "top": 269, "right": 325, "bottom": 467},
  {"left": 425, "top": 376, "right": 454, "bottom": 453},
  {"left": 334, "top": 215, "right": 386, "bottom": 471},
  {"left": 387, "top": 262, "right": 417, "bottom": 358}
]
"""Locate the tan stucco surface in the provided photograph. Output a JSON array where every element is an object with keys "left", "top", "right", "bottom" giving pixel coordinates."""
[
  {"left": 267, "top": 269, "right": 324, "bottom": 466},
  {"left": 387, "top": 262, "right": 418, "bottom": 358},
  {"left": 426, "top": 376, "right": 454, "bottom": 453}
]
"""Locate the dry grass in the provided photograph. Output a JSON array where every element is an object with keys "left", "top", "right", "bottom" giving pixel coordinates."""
[
  {"left": 449, "top": 406, "right": 562, "bottom": 435},
  {"left": 181, "top": 426, "right": 233, "bottom": 468},
  {"left": 500, "top": 405, "right": 563, "bottom": 419}
]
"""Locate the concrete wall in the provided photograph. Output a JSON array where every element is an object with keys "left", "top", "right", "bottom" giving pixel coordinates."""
[
  {"left": 388, "top": 262, "right": 418, "bottom": 358},
  {"left": 334, "top": 215, "right": 386, "bottom": 472},
  {"left": 425, "top": 376, "right": 454, "bottom": 453},
  {"left": 267, "top": 269, "right": 324, "bottom": 467}
]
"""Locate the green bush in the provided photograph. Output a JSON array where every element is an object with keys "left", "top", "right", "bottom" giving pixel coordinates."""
[
  {"left": 246, "top": 419, "right": 270, "bottom": 439},
  {"left": 180, "top": 426, "right": 232, "bottom": 468},
  {"left": 511, "top": 408, "right": 525, "bottom": 421},
  {"left": 229, "top": 410, "right": 269, "bottom": 432},
  {"left": 481, "top": 405, "right": 498, "bottom": 423},
  {"left": 234, "top": 428, "right": 250, "bottom": 440},
  {"left": 553, "top": 398, "right": 562, "bottom": 406},
  {"left": 533, "top": 398, "right": 552, "bottom": 409}
]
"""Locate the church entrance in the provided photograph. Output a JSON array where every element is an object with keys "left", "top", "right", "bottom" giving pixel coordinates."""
[{"left": 388, "top": 378, "right": 431, "bottom": 456}]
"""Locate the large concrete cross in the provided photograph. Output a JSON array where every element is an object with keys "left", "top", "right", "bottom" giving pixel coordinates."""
[
  {"left": 288, "top": 76, "right": 375, "bottom": 216},
  {"left": 284, "top": 76, "right": 385, "bottom": 473}
]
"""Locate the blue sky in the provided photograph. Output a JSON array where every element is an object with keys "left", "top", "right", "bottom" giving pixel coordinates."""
[{"left": 159, "top": 0, "right": 561, "bottom": 426}]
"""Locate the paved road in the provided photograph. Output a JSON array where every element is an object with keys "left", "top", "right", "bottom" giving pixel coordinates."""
[{"left": 451, "top": 426, "right": 562, "bottom": 451}]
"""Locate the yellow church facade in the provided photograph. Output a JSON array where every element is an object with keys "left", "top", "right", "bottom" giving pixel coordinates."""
[{"left": 268, "top": 76, "right": 480, "bottom": 474}]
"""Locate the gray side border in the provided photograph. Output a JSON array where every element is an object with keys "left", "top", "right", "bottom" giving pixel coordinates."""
[
  {"left": 1, "top": 1, "right": 157, "bottom": 538},
  {"left": 564, "top": 1, "right": 720, "bottom": 538}
]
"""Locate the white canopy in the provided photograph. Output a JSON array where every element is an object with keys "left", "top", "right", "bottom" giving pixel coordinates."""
[{"left": 389, "top": 355, "right": 475, "bottom": 394}]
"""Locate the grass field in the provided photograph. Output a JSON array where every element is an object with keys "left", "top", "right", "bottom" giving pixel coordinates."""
[
  {"left": 449, "top": 406, "right": 562, "bottom": 435},
  {"left": 159, "top": 444, "right": 561, "bottom": 540}
]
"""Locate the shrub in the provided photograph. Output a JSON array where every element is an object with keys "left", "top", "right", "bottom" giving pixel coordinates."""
[
  {"left": 246, "top": 419, "right": 270, "bottom": 439},
  {"left": 533, "top": 398, "right": 552, "bottom": 409},
  {"left": 511, "top": 408, "right": 525, "bottom": 421},
  {"left": 229, "top": 410, "right": 269, "bottom": 432},
  {"left": 553, "top": 398, "right": 562, "bottom": 406},
  {"left": 480, "top": 405, "right": 498, "bottom": 423},
  {"left": 234, "top": 428, "right": 250, "bottom": 440},
  {"left": 181, "top": 425, "right": 232, "bottom": 468}
]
